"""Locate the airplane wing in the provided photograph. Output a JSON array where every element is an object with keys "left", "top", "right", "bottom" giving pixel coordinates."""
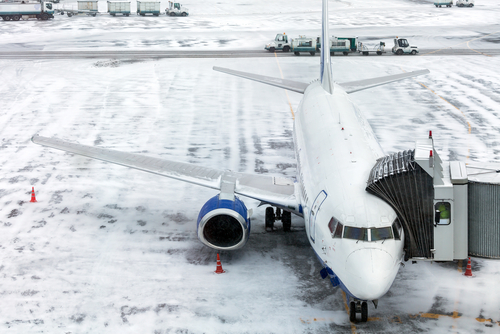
[
  {"left": 337, "top": 69, "right": 430, "bottom": 94},
  {"left": 213, "top": 66, "right": 309, "bottom": 94},
  {"left": 31, "top": 135, "right": 300, "bottom": 213}
]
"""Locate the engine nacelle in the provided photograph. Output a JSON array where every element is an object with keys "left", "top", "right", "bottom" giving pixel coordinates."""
[{"left": 197, "top": 194, "right": 250, "bottom": 251}]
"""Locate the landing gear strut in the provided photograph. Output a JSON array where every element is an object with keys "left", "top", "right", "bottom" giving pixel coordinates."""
[
  {"left": 265, "top": 207, "right": 292, "bottom": 232},
  {"left": 349, "top": 300, "right": 368, "bottom": 322}
]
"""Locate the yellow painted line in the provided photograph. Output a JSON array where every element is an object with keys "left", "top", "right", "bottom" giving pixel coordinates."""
[
  {"left": 466, "top": 41, "right": 492, "bottom": 57},
  {"left": 421, "top": 30, "right": 499, "bottom": 56},
  {"left": 342, "top": 291, "right": 357, "bottom": 333},
  {"left": 273, "top": 52, "right": 295, "bottom": 119}
]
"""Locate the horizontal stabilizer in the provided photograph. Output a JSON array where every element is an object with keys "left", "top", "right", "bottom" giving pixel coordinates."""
[
  {"left": 213, "top": 66, "right": 309, "bottom": 94},
  {"left": 339, "top": 69, "right": 430, "bottom": 94}
]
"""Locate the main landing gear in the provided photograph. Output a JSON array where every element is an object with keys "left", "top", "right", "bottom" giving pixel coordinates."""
[
  {"left": 349, "top": 300, "right": 368, "bottom": 323},
  {"left": 265, "top": 207, "right": 291, "bottom": 232}
]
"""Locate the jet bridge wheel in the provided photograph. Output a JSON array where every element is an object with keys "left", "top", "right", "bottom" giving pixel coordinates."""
[{"left": 265, "top": 207, "right": 275, "bottom": 231}]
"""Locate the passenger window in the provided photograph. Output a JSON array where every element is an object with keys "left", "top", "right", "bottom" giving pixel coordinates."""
[
  {"left": 435, "top": 202, "right": 451, "bottom": 225},
  {"left": 333, "top": 222, "right": 343, "bottom": 238}
]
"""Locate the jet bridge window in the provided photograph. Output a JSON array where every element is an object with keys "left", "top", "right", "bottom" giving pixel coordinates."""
[
  {"left": 343, "top": 226, "right": 368, "bottom": 241},
  {"left": 370, "top": 227, "right": 393, "bottom": 241},
  {"left": 435, "top": 202, "right": 451, "bottom": 225}
]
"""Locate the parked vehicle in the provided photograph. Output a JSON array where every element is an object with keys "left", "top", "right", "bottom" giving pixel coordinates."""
[
  {"left": 357, "top": 41, "right": 385, "bottom": 56},
  {"left": 434, "top": 0, "right": 453, "bottom": 7},
  {"left": 137, "top": 1, "right": 160, "bottom": 16},
  {"left": 0, "top": 1, "right": 54, "bottom": 21},
  {"left": 165, "top": 1, "right": 188, "bottom": 16},
  {"left": 392, "top": 37, "right": 419, "bottom": 55},
  {"left": 107, "top": 1, "right": 130, "bottom": 16},
  {"left": 456, "top": 0, "right": 474, "bottom": 7},
  {"left": 265, "top": 33, "right": 291, "bottom": 52}
]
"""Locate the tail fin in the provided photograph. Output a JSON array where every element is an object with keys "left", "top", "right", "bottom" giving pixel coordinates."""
[{"left": 321, "top": 0, "right": 334, "bottom": 94}]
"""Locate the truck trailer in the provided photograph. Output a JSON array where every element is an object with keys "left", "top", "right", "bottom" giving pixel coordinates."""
[
  {"left": 0, "top": 1, "right": 54, "bottom": 21},
  {"left": 107, "top": 1, "right": 130, "bottom": 16},
  {"left": 137, "top": 1, "right": 161, "bottom": 16}
]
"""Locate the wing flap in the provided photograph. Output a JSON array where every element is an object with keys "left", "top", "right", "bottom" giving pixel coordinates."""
[
  {"left": 338, "top": 69, "right": 430, "bottom": 94},
  {"left": 213, "top": 66, "right": 309, "bottom": 94}
]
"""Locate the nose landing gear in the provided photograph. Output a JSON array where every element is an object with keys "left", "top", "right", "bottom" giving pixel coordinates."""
[{"left": 349, "top": 300, "right": 368, "bottom": 322}]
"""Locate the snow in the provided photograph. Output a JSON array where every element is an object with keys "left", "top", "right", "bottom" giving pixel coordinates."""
[{"left": 1, "top": 0, "right": 500, "bottom": 333}]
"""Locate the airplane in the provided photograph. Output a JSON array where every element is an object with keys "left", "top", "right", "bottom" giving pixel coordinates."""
[{"left": 32, "top": 0, "right": 429, "bottom": 323}]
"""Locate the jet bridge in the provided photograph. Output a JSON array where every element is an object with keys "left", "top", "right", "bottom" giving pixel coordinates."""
[{"left": 366, "top": 132, "right": 470, "bottom": 261}]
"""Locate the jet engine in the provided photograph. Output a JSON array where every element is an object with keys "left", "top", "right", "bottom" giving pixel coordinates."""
[{"left": 197, "top": 194, "right": 250, "bottom": 250}]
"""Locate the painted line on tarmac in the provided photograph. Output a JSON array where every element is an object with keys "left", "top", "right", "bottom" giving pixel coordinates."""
[{"left": 273, "top": 52, "right": 296, "bottom": 119}]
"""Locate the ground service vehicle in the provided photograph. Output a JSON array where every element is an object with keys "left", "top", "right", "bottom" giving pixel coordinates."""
[
  {"left": 265, "top": 33, "right": 291, "bottom": 52},
  {"left": 165, "top": 1, "right": 188, "bottom": 16},
  {"left": 107, "top": 1, "right": 130, "bottom": 16},
  {"left": 456, "top": 0, "right": 474, "bottom": 7},
  {"left": 137, "top": 1, "right": 160, "bottom": 16},
  {"left": 392, "top": 38, "right": 419, "bottom": 55},
  {"left": 0, "top": 1, "right": 54, "bottom": 21},
  {"left": 434, "top": 0, "right": 453, "bottom": 7}
]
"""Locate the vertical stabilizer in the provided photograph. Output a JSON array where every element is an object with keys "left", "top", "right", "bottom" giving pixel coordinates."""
[{"left": 320, "top": 0, "right": 334, "bottom": 94}]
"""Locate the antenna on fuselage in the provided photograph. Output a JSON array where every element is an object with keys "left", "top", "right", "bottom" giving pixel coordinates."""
[{"left": 320, "top": 0, "right": 334, "bottom": 94}]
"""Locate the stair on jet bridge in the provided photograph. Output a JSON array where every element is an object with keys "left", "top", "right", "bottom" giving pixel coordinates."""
[{"left": 366, "top": 150, "right": 434, "bottom": 259}]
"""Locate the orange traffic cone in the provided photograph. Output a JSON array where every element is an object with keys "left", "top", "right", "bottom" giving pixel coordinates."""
[
  {"left": 464, "top": 257, "right": 473, "bottom": 277},
  {"left": 214, "top": 253, "right": 225, "bottom": 274},
  {"left": 30, "top": 187, "right": 37, "bottom": 203}
]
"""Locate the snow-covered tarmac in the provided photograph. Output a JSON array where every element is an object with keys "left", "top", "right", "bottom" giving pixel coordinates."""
[{"left": 1, "top": 0, "right": 500, "bottom": 333}]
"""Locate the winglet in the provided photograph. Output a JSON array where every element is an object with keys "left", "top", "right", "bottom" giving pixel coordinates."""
[{"left": 320, "top": 0, "right": 334, "bottom": 94}]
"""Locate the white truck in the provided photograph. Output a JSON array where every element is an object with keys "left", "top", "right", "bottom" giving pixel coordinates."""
[
  {"left": 434, "top": 0, "right": 453, "bottom": 7},
  {"left": 137, "top": 1, "right": 161, "bottom": 16},
  {"left": 392, "top": 37, "right": 419, "bottom": 55},
  {"left": 165, "top": 1, "right": 188, "bottom": 16},
  {"left": 0, "top": 1, "right": 54, "bottom": 21},
  {"left": 456, "top": 0, "right": 474, "bottom": 7}
]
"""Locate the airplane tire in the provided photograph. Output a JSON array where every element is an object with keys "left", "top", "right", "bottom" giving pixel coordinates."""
[
  {"left": 282, "top": 211, "right": 291, "bottom": 232},
  {"left": 361, "top": 302, "right": 368, "bottom": 322},
  {"left": 265, "top": 207, "right": 275, "bottom": 231},
  {"left": 349, "top": 301, "right": 356, "bottom": 322}
]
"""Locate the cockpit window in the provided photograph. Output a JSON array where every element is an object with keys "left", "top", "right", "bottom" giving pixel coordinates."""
[
  {"left": 333, "top": 222, "right": 343, "bottom": 238},
  {"left": 371, "top": 227, "right": 393, "bottom": 241},
  {"left": 343, "top": 226, "right": 368, "bottom": 241},
  {"left": 392, "top": 219, "right": 402, "bottom": 240}
]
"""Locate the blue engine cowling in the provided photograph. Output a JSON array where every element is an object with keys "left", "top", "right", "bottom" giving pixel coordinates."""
[{"left": 197, "top": 194, "right": 250, "bottom": 250}]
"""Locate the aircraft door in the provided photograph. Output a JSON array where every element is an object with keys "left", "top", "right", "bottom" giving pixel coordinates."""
[{"left": 309, "top": 190, "right": 327, "bottom": 243}]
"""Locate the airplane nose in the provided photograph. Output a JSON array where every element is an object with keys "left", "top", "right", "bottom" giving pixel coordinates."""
[{"left": 344, "top": 248, "right": 396, "bottom": 300}]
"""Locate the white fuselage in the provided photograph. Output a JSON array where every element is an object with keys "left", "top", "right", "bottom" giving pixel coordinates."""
[{"left": 294, "top": 80, "right": 404, "bottom": 301}]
